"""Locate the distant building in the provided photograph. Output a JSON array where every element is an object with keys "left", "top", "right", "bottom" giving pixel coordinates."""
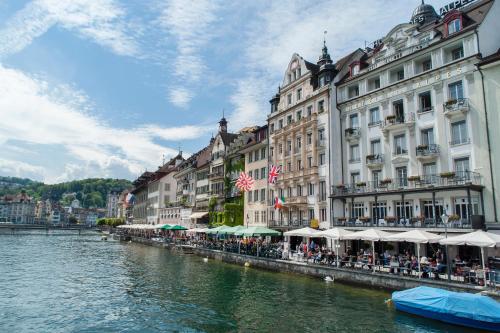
[
  {"left": 0, "top": 194, "right": 35, "bottom": 224},
  {"left": 106, "top": 190, "right": 120, "bottom": 218}
]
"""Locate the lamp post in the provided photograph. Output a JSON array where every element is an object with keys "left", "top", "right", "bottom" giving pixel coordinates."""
[{"left": 441, "top": 213, "right": 451, "bottom": 282}]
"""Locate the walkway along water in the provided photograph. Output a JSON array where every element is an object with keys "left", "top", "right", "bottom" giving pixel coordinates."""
[{"left": 117, "top": 234, "right": 500, "bottom": 297}]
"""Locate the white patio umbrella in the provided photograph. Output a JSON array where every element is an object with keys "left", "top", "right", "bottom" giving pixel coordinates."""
[
  {"left": 283, "top": 227, "right": 321, "bottom": 237},
  {"left": 440, "top": 230, "right": 500, "bottom": 269},
  {"left": 344, "top": 229, "right": 392, "bottom": 272},
  {"left": 386, "top": 230, "right": 443, "bottom": 278},
  {"left": 317, "top": 228, "right": 353, "bottom": 267},
  {"left": 284, "top": 227, "right": 321, "bottom": 256}
]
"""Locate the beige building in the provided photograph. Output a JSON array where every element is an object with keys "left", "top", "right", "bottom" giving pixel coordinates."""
[
  {"left": 240, "top": 125, "right": 269, "bottom": 227},
  {"left": 267, "top": 45, "right": 338, "bottom": 230}
]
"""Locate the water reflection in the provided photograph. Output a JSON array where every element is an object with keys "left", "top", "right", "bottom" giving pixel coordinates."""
[{"left": 0, "top": 232, "right": 477, "bottom": 332}]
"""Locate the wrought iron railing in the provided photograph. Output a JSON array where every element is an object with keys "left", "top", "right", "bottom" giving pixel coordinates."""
[{"left": 331, "top": 171, "right": 482, "bottom": 196}]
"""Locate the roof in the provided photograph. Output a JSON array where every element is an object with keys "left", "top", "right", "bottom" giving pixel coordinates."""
[
  {"left": 479, "top": 49, "right": 500, "bottom": 66},
  {"left": 336, "top": 0, "right": 495, "bottom": 86},
  {"left": 219, "top": 132, "right": 238, "bottom": 146}
]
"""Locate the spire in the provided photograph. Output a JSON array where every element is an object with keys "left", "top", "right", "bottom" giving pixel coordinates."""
[
  {"left": 318, "top": 31, "right": 332, "bottom": 66},
  {"left": 219, "top": 110, "right": 228, "bottom": 133}
]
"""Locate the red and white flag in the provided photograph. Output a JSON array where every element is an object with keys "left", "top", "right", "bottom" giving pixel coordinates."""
[
  {"left": 268, "top": 165, "right": 281, "bottom": 184},
  {"left": 235, "top": 172, "right": 255, "bottom": 192}
]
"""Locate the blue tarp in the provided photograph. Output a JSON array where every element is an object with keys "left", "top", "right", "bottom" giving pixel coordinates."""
[{"left": 393, "top": 286, "right": 500, "bottom": 331}]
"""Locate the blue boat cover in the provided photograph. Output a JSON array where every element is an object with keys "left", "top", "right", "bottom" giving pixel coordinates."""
[{"left": 393, "top": 286, "right": 500, "bottom": 325}]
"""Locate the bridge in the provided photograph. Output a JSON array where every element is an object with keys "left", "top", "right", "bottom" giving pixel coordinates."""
[{"left": 0, "top": 223, "right": 100, "bottom": 234}]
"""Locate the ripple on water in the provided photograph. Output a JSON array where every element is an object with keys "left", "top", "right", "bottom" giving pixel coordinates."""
[{"left": 0, "top": 232, "right": 480, "bottom": 333}]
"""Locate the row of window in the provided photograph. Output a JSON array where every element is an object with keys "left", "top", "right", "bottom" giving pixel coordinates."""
[
  {"left": 248, "top": 167, "right": 267, "bottom": 180},
  {"left": 247, "top": 189, "right": 267, "bottom": 203},
  {"left": 348, "top": 81, "right": 464, "bottom": 130},
  {"left": 273, "top": 208, "right": 328, "bottom": 223},
  {"left": 346, "top": 44, "right": 464, "bottom": 99},
  {"left": 348, "top": 197, "right": 479, "bottom": 221},
  {"left": 349, "top": 117, "right": 468, "bottom": 162},
  {"left": 270, "top": 100, "right": 325, "bottom": 132},
  {"left": 350, "top": 157, "right": 470, "bottom": 186},
  {"left": 247, "top": 147, "right": 267, "bottom": 163}
]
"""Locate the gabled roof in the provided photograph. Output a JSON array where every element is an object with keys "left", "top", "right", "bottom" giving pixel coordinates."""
[{"left": 219, "top": 132, "right": 238, "bottom": 146}]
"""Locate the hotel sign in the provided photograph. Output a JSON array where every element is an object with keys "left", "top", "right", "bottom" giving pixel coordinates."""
[{"left": 439, "top": 0, "right": 478, "bottom": 16}]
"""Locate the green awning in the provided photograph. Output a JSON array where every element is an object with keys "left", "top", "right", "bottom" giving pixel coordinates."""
[
  {"left": 234, "top": 226, "right": 281, "bottom": 237},
  {"left": 218, "top": 225, "right": 246, "bottom": 235},
  {"left": 160, "top": 224, "right": 187, "bottom": 230},
  {"left": 205, "top": 226, "right": 225, "bottom": 234},
  {"left": 169, "top": 225, "right": 188, "bottom": 230}
]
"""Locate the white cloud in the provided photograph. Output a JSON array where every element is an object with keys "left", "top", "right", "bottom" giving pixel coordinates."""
[
  {"left": 228, "top": 0, "right": 450, "bottom": 128},
  {"left": 0, "top": 158, "right": 46, "bottom": 180},
  {"left": 0, "top": 64, "right": 209, "bottom": 183},
  {"left": 157, "top": 0, "right": 219, "bottom": 107},
  {"left": 0, "top": 0, "right": 139, "bottom": 59},
  {"left": 168, "top": 87, "right": 194, "bottom": 108}
]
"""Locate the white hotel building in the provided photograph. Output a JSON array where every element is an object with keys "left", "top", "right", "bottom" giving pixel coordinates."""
[{"left": 330, "top": 0, "right": 500, "bottom": 231}]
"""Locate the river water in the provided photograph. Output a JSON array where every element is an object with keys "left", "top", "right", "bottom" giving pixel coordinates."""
[{"left": 0, "top": 231, "right": 477, "bottom": 333}]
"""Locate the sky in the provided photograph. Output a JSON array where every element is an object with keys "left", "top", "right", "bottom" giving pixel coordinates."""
[{"left": 0, "top": 0, "right": 452, "bottom": 184}]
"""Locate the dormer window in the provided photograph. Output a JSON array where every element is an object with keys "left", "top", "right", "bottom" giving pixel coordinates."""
[
  {"left": 447, "top": 18, "right": 461, "bottom": 35},
  {"left": 352, "top": 64, "right": 360, "bottom": 76}
]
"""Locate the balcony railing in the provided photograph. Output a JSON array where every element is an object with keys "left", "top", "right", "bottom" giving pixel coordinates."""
[
  {"left": 417, "top": 106, "right": 433, "bottom": 114},
  {"left": 208, "top": 172, "right": 224, "bottom": 180},
  {"left": 269, "top": 220, "right": 311, "bottom": 228},
  {"left": 366, "top": 154, "right": 384, "bottom": 166},
  {"left": 443, "top": 98, "right": 469, "bottom": 116},
  {"left": 331, "top": 171, "right": 482, "bottom": 196},
  {"left": 416, "top": 144, "right": 440, "bottom": 157},
  {"left": 450, "top": 138, "right": 470, "bottom": 146},
  {"left": 345, "top": 127, "right": 361, "bottom": 140},
  {"left": 382, "top": 112, "right": 415, "bottom": 130},
  {"left": 332, "top": 217, "right": 477, "bottom": 230}
]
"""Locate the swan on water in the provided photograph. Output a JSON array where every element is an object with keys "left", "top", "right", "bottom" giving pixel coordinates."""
[{"left": 324, "top": 276, "right": 334, "bottom": 283}]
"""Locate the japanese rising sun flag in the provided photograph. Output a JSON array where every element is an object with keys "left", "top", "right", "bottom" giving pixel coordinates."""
[
  {"left": 268, "top": 165, "right": 281, "bottom": 184},
  {"left": 235, "top": 172, "right": 255, "bottom": 192}
]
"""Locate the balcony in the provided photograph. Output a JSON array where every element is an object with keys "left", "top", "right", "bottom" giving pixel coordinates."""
[
  {"left": 345, "top": 127, "right": 361, "bottom": 141},
  {"left": 416, "top": 144, "right": 440, "bottom": 160},
  {"left": 417, "top": 106, "right": 433, "bottom": 114},
  {"left": 332, "top": 217, "right": 476, "bottom": 230},
  {"left": 269, "top": 219, "right": 311, "bottom": 229},
  {"left": 381, "top": 113, "right": 415, "bottom": 133},
  {"left": 284, "top": 196, "right": 308, "bottom": 205},
  {"left": 208, "top": 172, "right": 224, "bottom": 180},
  {"left": 317, "top": 139, "right": 326, "bottom": 148},
  {"left": 366, "top": 154, "right": 384, "bottom": 168},
  {"left": 443, "top": 98, "right": 469, "bottom": 117},
  {"left": 331, "top": 171, "right": 482, "bottom": 197}
]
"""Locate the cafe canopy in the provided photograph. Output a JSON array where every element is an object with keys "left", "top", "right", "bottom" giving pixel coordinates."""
[
  {"left": 283, "top": 227, "right": 321, "bottom": 237},
  {"left": 233, "top": 226, "right": 281, "bottom": 237}
]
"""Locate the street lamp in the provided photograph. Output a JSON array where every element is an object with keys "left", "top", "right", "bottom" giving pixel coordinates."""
[{"left": 441, "top": 213, "right": 451, "bottom": 282}]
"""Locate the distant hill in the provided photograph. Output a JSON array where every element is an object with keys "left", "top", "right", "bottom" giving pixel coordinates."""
[{"left": 0, "top": 176, "right": 132, "bottom": 208}]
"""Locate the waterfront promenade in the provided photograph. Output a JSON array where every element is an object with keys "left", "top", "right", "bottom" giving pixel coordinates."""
[{"left": 120, "top": 235, "right": 500, "bottom": 298}]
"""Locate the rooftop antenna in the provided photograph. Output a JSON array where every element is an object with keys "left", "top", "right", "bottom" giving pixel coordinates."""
[
  {"left": 162, "top": 154, "right": 165, "bottom": 165},
  {"left": 222, "top": 108, "right": 225, "bottom": 118}
]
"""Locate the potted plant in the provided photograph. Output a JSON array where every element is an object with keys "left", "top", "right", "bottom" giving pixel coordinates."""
[
  {"left": 356, "top": 181, "right": 367, "bottom": 187},
  {"left": 380, "top": 178, "right": 392, "bottom": 185},
  {"left": 386, "top": 114, "right": 396, "bottom": 123},
  {"left": 408, "top": 175, "right": 421, "bottom": 182},
  {"left": 448, "top": 214, "right": 460, "bottom": 221},
  {"left": 335, "top": 184, "right": 345, "bottom": 189},
  {"left": 385, "top": 216, "right": 396, "bottom": 222},
  {"left": 440, "top": 171, "right": 456, "bottom": 178},
  {"left": 366, "top": 154, "right": 376, "bottom": 160},
  {"left": 337, "top": 217, "right": 347, "bottom": 222},
  {"left": 445, "top": 99, "right": 457, "bottom": 106},
  {"left": 416, "top": 144, "right": 428, "bottom": 151},
  {"left": 359, "top": 216, "right": 370, "bottom": 222}
]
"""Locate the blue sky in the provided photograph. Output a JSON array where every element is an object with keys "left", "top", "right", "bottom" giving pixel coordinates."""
[{"left": 0, "top": 0, "right": 451, "bottom": 183}]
